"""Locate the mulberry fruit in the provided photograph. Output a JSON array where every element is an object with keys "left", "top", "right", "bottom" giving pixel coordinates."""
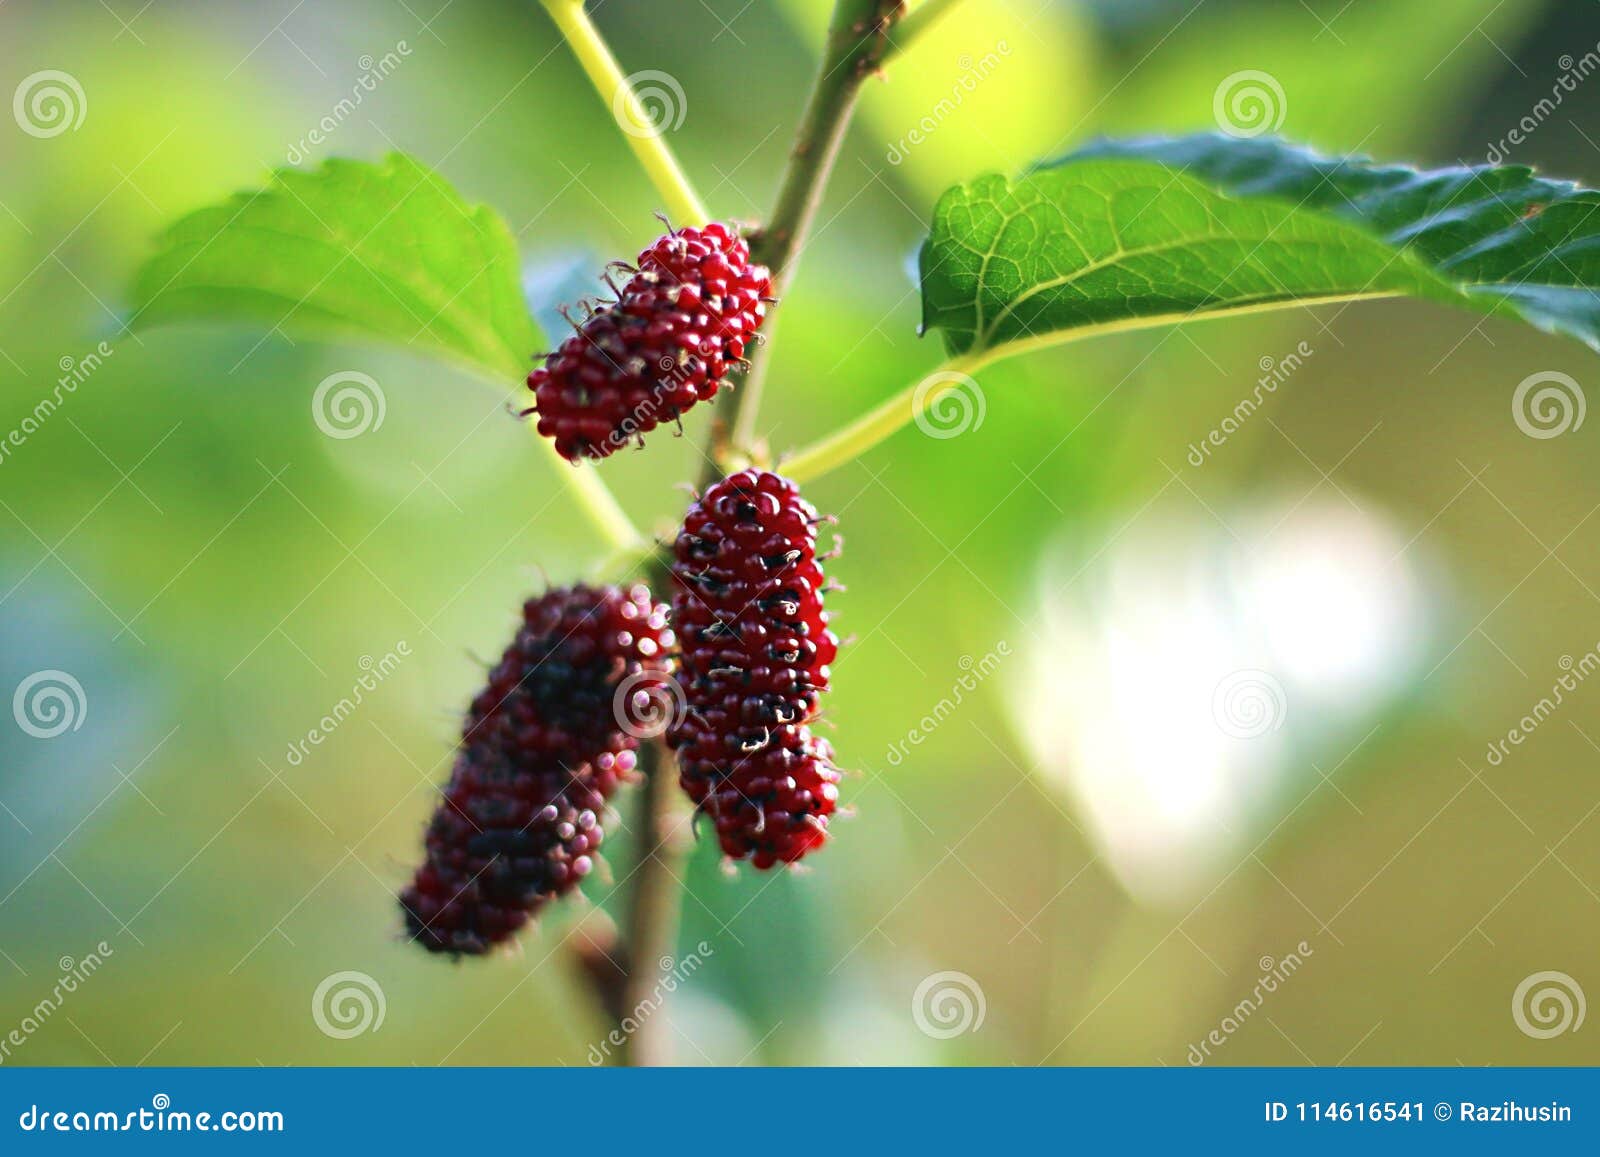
[
  {"left": 527, "top": 222, "right": 772, "bottom": 462},
  {"left": 668, "top": 470, "right": 842, "bottom": 867},
  {"left": 401, "top": 584, "right": 674, "bottom": 955}
]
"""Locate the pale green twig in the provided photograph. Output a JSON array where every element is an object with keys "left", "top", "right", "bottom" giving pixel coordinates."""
[{"left": 540, "top": 0, "right": 709, "bottom": 224}]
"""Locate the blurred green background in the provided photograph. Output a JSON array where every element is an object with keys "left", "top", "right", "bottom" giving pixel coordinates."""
[{"left": 3, "top": 0, "right": 1599, "bottom": 1066}]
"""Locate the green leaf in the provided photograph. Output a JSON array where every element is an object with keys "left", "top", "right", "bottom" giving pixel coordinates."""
[
  {"left": 131, "top": 154, "right": 537, "bottom": 381},
  {"left": 920, "top": 133, "right": 1600, "bottom": 361}
]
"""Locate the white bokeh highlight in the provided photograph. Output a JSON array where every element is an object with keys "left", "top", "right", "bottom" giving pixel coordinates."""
[{"left": 1011, "top": 499, "right": 1433, "bottom": 904}]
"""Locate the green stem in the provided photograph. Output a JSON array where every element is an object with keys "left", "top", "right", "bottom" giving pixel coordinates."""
[
  {"left": 557, "top": 448, "right": 647, "bottom": 552},
  {"left": 477, "top": 358, "right": 644, "bottom": 552},
  {"left": 501, "top": 372, "right": 641, "bottom": 552},
  {"left": 779, "top": 351, "right": 987, "bottom": 483},
  {"left": 882, "top": 0, "right": 967, "bottom": 62},
  {"left": 731, "top": 0, "right": 907, "bottom": 453},
  {"left": 541, "top": 0, "right": 709, "bottom": 224}
]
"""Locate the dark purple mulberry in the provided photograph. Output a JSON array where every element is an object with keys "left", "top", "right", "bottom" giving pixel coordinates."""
[{"left": 401, "top": 584, "right": 674, "bottom": 955}]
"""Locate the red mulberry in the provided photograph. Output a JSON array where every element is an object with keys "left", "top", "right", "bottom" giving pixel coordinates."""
[
  {"left": 668, "top": 470, "right": 842, "bottom": 867},
  {"left": 527, "top": 223, "right": 772, "bottom": 462},
  {"left": 401, "top": 584, "right": 674, "bottom": 955}
]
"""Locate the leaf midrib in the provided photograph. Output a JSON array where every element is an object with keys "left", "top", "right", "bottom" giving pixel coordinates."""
[
  {"left": 974, "top": 234, "right": 1305, "bottom": 349},
  {"left": 950, "top": 287, "right": 1410, "bottom": 370}
]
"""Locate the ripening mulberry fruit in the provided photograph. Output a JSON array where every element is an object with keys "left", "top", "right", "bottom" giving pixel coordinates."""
[
  {"left": 401, "top": 584, "right": 674, "bottom": 955},
  {"left": 668, "top": 470, "right": 842, "bottom": 867},
  {"left": 527, "top": 223, "right": 772, "bottom": 462}
]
